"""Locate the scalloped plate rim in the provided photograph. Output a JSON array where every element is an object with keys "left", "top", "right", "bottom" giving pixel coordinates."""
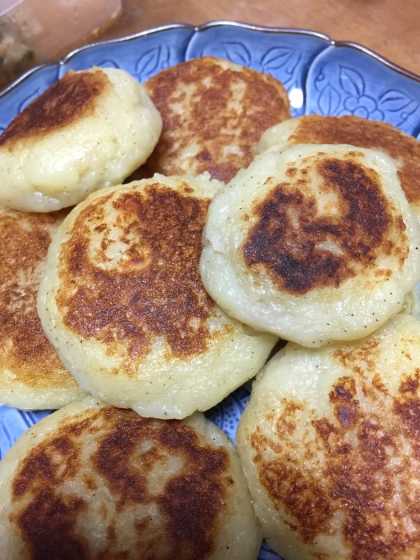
[{"left": 1, "top": 20, "right": 420, "bottom": 100}]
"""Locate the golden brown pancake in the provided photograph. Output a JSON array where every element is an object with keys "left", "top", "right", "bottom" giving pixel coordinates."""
[
  {"left": 0, "top": 208, "right": 87, "bottom": 410},
  {"left": 0, "top": 396, "right": 262, "bottom": 559},
  {"left": 37, "top": 174, "right": 277, "bottom": 419},
  {"left": 134, "top": 56, "right": 290, "bottom": 183},
  {"left": 0, "top": 67, "right": 162, "bottom": 212},
  {"left": 200, "top": 144, "right": 420, "bottom": 347},
  {"left": 257, "top": 114, "right": 420, "bottom": 217},
  {"left": 237, "top": 313, "right": 420, "bottom": 559},
  {"left": 0, "top": 69, "right": 111, "bottom": 148}
]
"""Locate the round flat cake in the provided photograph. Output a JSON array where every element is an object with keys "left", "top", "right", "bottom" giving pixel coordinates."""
[
  {"left": 237, "top": 312, "right": 420, "bottom": 560},
  {"left": 257, "top": 114, "right": 420, "bottom": 217},
  {"left": 0, "top": 67, "right": 162, "bottom": 212},
  {"left": 134, "top": 56, "right": 290, "bottom": 183},
  {"left": 0, "top": 208, "right": 87, "bottom": 410},
  {"left": 0, "top": 396, "right": 262, "bottom": 559},
  {"left": 37, "top": 174, "right": 277, "bottom": 419},
  {"left": 200, "top": 143, "right": 420, "bottom": 347}
]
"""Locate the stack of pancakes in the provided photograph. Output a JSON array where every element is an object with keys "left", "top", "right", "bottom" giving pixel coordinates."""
[
  {"left": 200, "top": 114, "right": 420, "bottom": 559},
  {"left": 0, "top": 58, "right": 292, "bottom": 559},
  {"left": 2, "top": 53, "right": 420, "bottom": 559}
]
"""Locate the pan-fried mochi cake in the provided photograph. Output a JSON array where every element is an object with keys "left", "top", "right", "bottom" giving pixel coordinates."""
[
  {"left": 0, "top": 67, "right": 162, "bottom": 212},
  {"left": 237, "top": 313, "right": 420, "bottom": 560},
  {"left": 37, "top": 174, "right": 277, "bottom": 419},
  {"left": 0, "top": 208, "right": 87, "bottom": 410},
  {"left": 135, "top": 56, "right": 290, "bottom": 183},
  {"left": 200, "top": 143, "right": 420, "bottom": 347},
  {"left": 257, "top": 114, "right": 420, "bottom": 218},
  {"left": 0, "top": 396, "right": 262, "bottom": 559}
]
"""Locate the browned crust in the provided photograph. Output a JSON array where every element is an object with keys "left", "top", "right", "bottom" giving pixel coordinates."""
[
  {"left": 10, "top": 406, "right": 232, "bottom": 559},
  {"left": 137, "top": 56, "right": 290, "bottom": 182},
  {"left": 0, "top": 69, "right": 111, "bottom": 148},
  {"left": 241, "top": 152, "right": 407, "bottom": 295},
  {"left": 248, "top": 337, "right": 420, "bottom": 556},
  {"left": 56, "top": 183, "right": 227, "bottom": 373},
  {"left": 288, "top": 114, "right": 420, "bottom": 207},
  {"left": 0, "top": 209, "right": 77, "bottom": 390}
]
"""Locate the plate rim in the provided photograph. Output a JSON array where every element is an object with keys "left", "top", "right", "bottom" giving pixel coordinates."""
[{"left": 1, "top": 20, "right": 419, "bottom": 99}]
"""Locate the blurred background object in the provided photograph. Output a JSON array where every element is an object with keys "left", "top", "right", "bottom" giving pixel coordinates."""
[
  {"left": 0, "top": 0, "right": 121, "bottom": 89},
  {"left": 1, "top": 0, "right": 420, "bottom": 90}
]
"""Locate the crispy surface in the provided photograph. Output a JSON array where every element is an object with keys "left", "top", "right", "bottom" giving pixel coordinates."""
[
  {"left": 200, "top": 144, "right": 420, "bottom": 346},
  {"left": 0, "top": 67, "right": 162, "bottom": 212},
  {"left": 0, "top": 398, "right": 262, "bottom": 559},
  {"left": 0, "top": 209, "right": 86, "bottom": 409},
  {"left": 0, "top": 69, "right": 110, "bottom": 148},
  {"left": 38, "top": 175, "right": 276, "bottom": 418},
  {"left": 242, "top": 153, "right": 405, "bottom": 295},
  {"left": 237, "top": 313, "right": 420, "bottom": 559},
  {"left": 261, "top": 114, "right": 420, "bottom": 215},
  {"left": 138, "top": 56, "right": 290, "bottom": 182},
  {"left": 57, "top": 182, "right": 217, "bottom": 361}
]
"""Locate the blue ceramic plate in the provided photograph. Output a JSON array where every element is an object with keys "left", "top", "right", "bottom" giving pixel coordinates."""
[{"left": 1, "top": 21, "right": 420, "bottom": 560}]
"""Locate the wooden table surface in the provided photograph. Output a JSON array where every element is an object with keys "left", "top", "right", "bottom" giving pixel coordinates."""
[{"left": 99, "top": 0, "right": 420, "bottom": 77}]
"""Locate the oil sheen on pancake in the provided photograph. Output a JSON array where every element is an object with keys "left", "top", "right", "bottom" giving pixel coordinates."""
[
  {"left": 0, "top": 209, "right": 87, "bottom": 410},
  {"left": 134, "top": 56, "right": 290, "bottom": 183},
  {"left": 0, "top": 67, "right": 162, "bottom": 212},
  {"left": 37, "top": 174, "right": 277, "bottom": 419},
  {"left": 237, "top": 313, "right": 420, "bottom": 560},
  {"left": 200, "top": 144, "right": 420, "bottom": 347},
  {"left": 257, "top": 114, "right": 420, "bottom": 217},
  {"left": 0, "top": 396, "right": 262, "bottom": 559}
]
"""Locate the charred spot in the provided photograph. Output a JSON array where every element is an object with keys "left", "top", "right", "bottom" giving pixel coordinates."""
[
  {"left": 56, "top": 185, "right": 220, "bottom": 365},
  {"left": 12, "top": 451, "right": 57, "bottom": 498},
  {"left": 9, "top": 418, "right": 96, "bottom": 558},
  {"left": 242, "top": 153, "right": 406, "bottom": 295},
  {"left": 140, "top": 56, "right": 290, "bottom": 182},
  {"left": 330, "top": 377, "right": 359, "bottom": 429},
  {"left": 10, "top": 489, "right": 89, "bottom": 560},
  {"left": 12, "top": 435, "right": 80, "bottom": 499},
  {"left": 90, "top": 407, "right": 231, "bottom": 559},
  {"left": 0, "top": 70, "right": 110, "bottom": 147},
  {"left": 197, "top": 149, "right": 212, "bottom": 161},
  {"left": 318, "top": 158, "right": 391, "bottom": 244},
  {"left": 157, "top": 473, "right": 225, "bottom": 558},
  {"left": 330, "top": 377, "right": 357, "bottom": 403}
]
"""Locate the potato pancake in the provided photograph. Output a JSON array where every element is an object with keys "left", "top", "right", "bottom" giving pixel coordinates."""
[
  {"left": 37, "top": 174, "right": 277, "bottom": 419},
  {"left": 135, "top": 56, "right": 290, "bottom": 182},
  {"left": 0, "top": 396, "right": 262, "bottom": 559},
  {"left": 0, "top": 208, "right": 87, "bottom": 409},
  {"left": 201, "top": 144, "right": 420, "bottom": 346},
  {"left": 0, "top": 67, "right": 162, "bottom": 212}
]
